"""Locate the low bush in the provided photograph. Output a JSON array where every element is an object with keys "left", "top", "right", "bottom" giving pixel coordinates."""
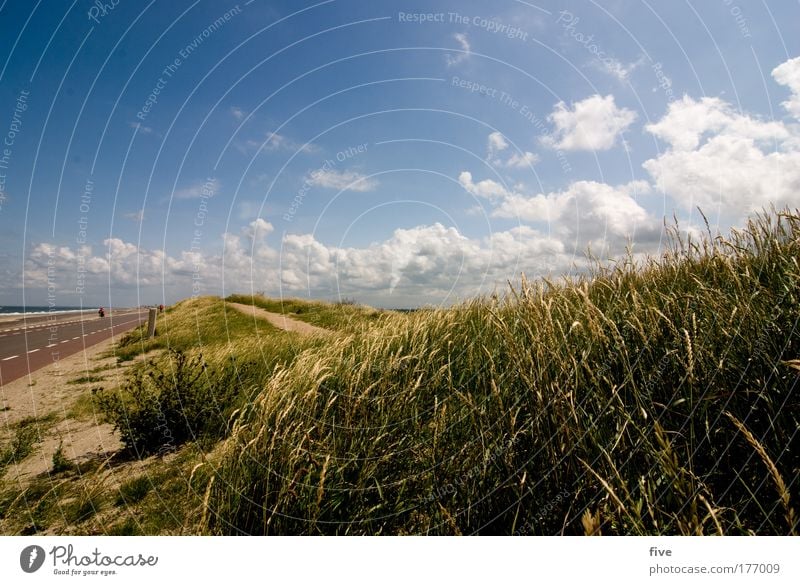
[
  {"left": 97, "top": 349, "right": 253, "bottom": 456},
  {"left": 51, "top": 441, "right": 75, "bottom": 474}
]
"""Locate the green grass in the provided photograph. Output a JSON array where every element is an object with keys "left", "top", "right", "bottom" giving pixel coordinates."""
[
  {"left": 225, "top": 293, "right": 389, "bottom": 333},
  {"left": 51, "top": 441, "right": 75, "bottom": 474},
  {"left": 97, "top": 295, "right": 332, "bottom": 457},
  {"left": 67, "top": 375, "right": 104, "bottom": 385},
  {"left": 0, "top": 442, "right": 210, "bottom": 535},
  {"left": 113, "top": 296, "right": 284, "bottom": 361},
  {"left": 10, "top": 209, "right": 796, "bottom": 536},
  {"left": 66, "top": 390, "right": 103, "bottom": 421},
  {"left": 66, "top": 493, "right": 102, "bottom": 525},
  {"left": 0, "top": 415, "right": 54, "bottom": 476},
  {"left": 0, "top": 477, "right": 61, "bottom": 534},
  {"left": 201, "top": 210, "right": 800, "bottom": 535},
  {"left": 103, "top": 446, "right": 212, "bottom": 535},
  {"left": 116, "top": 475, "right": 152, "bottom": 505},
  {"left": 106, "top": 516, "right": 143, "bottom": 535}
]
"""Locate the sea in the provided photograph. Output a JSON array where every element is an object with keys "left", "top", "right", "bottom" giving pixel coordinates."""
[{"left": 0, "top": 306, "right": 91, "bottom": 316}]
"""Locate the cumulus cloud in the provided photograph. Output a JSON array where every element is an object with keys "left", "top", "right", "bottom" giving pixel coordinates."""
[
  {"left": 19, "top": 178, "right": 663, "bottom": 306},
  {"left": 243, "top": 217, "right": 274, "bottom": 241},
  {"left": 643, "top": 93, "right": 800, "bottom": 216},
  {"left": 22, "top": 216, "right": 571, "bottom": 307},
  {"left": 221, "top": 220, "right": 279, "bottom": 289},
  {"left": 445, "top": 33, "right": 471, "bottom": 67},
  {"left": 306, "top": 169, "right": 378, "bottom": 192},
  {"left": 230, "top": 106, "right": 246, "bottom": 121},
  {"left": 543, "top": 94, "right": 637, "bottom": 151},
  {"left": 644, "top": 96, "right": 787, "bottom": 151},
  {"left": 459, "top": 170, "right": 659, "bottom": 251},
  {"left": 500, "top": 151, "right": 540, "bottom": 169},
  {"left": 772, "top": 56, "right": 800, "bottom": 118},
  {"left": 280, "top": 222, "right": 567, "bottom": 299},
  {"left": 487, "top": 131, "right": 508, "bottom": 156},
  {"left": 25, "top": 238, "right": 194, "bottom": 293},
  {"left": 23, "top": 220, "right": 277, "bottom": 299},
  {"left": 458, "top": 171, "right": 512, "bottom": 203},
  {"left": 486, "top": 132, "right": 539, "bottom": 168}
]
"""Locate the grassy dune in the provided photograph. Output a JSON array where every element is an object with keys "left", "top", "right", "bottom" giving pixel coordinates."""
[
  {"left": 202, "top": 210, "right": 799, "bottom": 535},
  {"left": 224, "top": 293, "right": 387, "bottom": 333},
  {"left": 6, "top": 212, "right": 796, "bottom": 535}
]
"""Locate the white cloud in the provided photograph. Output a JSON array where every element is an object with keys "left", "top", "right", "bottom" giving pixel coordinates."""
[
  {"left": 19, "top": 57, "right": 800, "bottom": 308},
  {"left": 643, "top": 94, "right": 800, "bottom": 216},
  {"left": 306, "top": 169, "right": 378, "bottom": 192},
  {"left": 238, "top": 132, "right": 317, "bottom": 155},
  {"left": 21, "top": 217, "right": 569, "bottom": 307},
  {"left": 24, "top": 220, "right": 277, "bottom": 299},
  {"left": 446, "top": 33, "right": 471, "bottom": 67},
  {"left": 230, "top": 106, "right": 246, "bottom": 121},
  {"left": 458, "top": 171, "right": 513, "bottom": 203},
  {"left": 173, "top": 178, "right": 220, "bottom": 199},
  {"left": 486, "top": 132, "right": 539, "bottom": 168},
  {"left": 264, "top": 132, "right": 316, "bottom": 153},
  {"left": 644, "top": 96, "right": 787, "bottom": 151},
  {"left": 243, "top": 217, "right": 274, "bottom": 241},
  {"left": 500, "top": 151, "right": 540, "bottom": 168},
  {"left": 499, "top": 180, "right": 656, "bottom": 242},
  {"left": 25, "top": 238, "right": 194, "bottom": 292},
  {"left": 459, "top": 170, "right": 658, "bottom": 250},
  {"left": 771, "top": 56, "right": 800, "bottom": 118},
  {"left": 280, "top": 222, "right": 567, "bottom": 300},
  {"left": 543, "top": 94, "right": 637, "bottom": 151},
  {"left": 598, "top": 56, "right": 644, "bottom": 82},
  {"left": 222, "top": 220, "right": 279, "bottom": 287},
  {"left": 487, "top": 131, "right": 508, "bottom": 155},
  {"left": 21, "top": 187, "right": 665, "bottom": 307}
]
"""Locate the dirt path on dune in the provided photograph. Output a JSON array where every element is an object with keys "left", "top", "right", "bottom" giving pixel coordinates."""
[{"left": 225, "top": 302, "right": 331, "bottom": 336}]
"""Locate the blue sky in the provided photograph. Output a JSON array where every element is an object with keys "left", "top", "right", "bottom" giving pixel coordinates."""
[{"left": 1, "top": 0, "right": 799, "bottom": 308}]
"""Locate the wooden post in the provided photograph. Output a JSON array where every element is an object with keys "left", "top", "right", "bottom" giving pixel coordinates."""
[{"left": 147, "top": 307, "right": 157, "bottom": 338}]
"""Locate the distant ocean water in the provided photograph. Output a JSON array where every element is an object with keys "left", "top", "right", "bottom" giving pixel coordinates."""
[{"left": 0, "top": 306, "right": 89, "bottom": 316}]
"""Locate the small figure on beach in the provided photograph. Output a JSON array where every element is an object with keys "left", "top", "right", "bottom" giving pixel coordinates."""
[{"left": 98, "top": 307, "right": 105, "bottom": 318}]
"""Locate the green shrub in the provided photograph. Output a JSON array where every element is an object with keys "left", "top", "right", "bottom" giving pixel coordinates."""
[
  {"left": 51, "top": 441, "right": 74, "bottom": 473},
  {"left": 97, "top": 349, "right": 250, "bottom": 456},
  {"left": 0, "top": 416, "right": 48, "bottom": 474}
]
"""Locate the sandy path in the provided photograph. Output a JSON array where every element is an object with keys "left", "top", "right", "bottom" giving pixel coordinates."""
[
  {"left": 226, "top": 302, "right": 331, "bottom": 336},
  {"left": 0, "top": 336, "right": 136, "bottom": 483}
]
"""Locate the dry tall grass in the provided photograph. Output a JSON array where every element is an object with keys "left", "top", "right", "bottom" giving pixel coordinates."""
[{"left": 201, "top": 210, "right": 799, "bottom": 534}]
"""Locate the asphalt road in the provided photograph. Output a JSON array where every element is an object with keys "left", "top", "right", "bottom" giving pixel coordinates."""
[{"left": 0, "top": 310, "right": 148, "bottom": 385}]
